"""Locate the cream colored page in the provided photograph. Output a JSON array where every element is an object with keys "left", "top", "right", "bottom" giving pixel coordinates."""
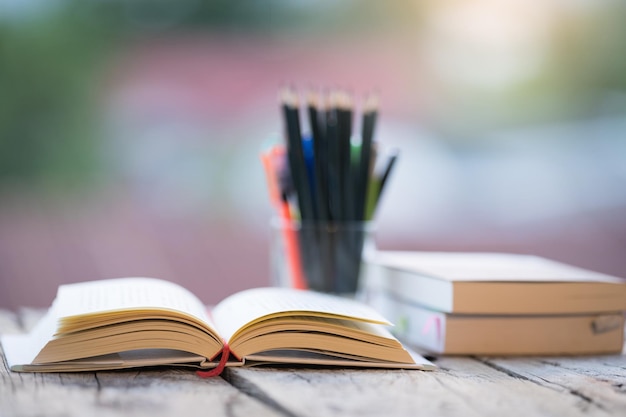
[
  {"left": 211, "top": 287, "right": 391, "bottom": 342},
  {"left": 54, "top": 277, "right": 212, "bottom": 325}
]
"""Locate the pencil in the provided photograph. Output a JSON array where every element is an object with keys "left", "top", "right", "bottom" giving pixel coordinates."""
[
  {"left": 307, "top": 90, "right": 328, "bottom": 221},
  {"left": 260, "top": 148, "right": 307, "bottom": 289},
  {"left": 366, "top": 148, "right": 398, "bottom": 220},
  {"left": 377, "top": 149, "right": 398, "bottom": 201},
  {"left": 281, "top": 88, "right": 315, "bottom": 221},
  {"left": 325, "top": 93, "right": 341, "bottom": 223},
  {"left": 336, "top": 91, "right": 354, "bottom": 221},
  {"left": 356, "top": 94, "right": 378, "bottom": 222}
]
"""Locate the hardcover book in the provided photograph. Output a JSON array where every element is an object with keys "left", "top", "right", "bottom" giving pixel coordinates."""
[
  {"left": 365, "top": 290, "right": 625, "bottom": 355},
  {"left": 1, "top": 278, "right": 434, "bottom": 373},
  {"left": 361, "top": 251, "right": 626, "bottom": 315}
]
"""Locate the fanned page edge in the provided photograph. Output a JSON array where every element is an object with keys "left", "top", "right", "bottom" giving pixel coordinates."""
[
  {"left": 1, "top": 278, "right": 225, "bottom": 370},
  {"left": 3, "top": 348, "right": 221, "bottom": 373},
  {"left": 53, "top": 277, "right": 214, "bottom": 327},
  {"left": 241, "top": 348, "right": 436, "bottom": 371},
  {"left": 211, "top": 287, "right": 392, "bottom": 342}
]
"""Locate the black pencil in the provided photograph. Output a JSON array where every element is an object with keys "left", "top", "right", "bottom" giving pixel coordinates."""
[
  {"left": 282, "top": 88, "right": 326, "bottom": 289},
  {"left": 325, "top": 93, "right": 341, "bottom": 223},
  {"left": 281, "top": 88, "right": 315, "bottom": 221},
  {"left": 375, "top": 149, "right": 398, "bottom": 212},
  {"left": 356, "top": 94, "right": 378, "bottom": 222},
  {"left": 336, "top": 91, "right": 354, "bottom": 221},
  {"left": 307, "top": 91, "right": 328, "bottom": 222}
]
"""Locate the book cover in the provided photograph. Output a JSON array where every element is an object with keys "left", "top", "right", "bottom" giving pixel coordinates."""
[
  {"left": 361, "top": 251, "right": 626, "bottom": 315},
  {"left": 364, "top": 289, "right": 625, "bottom": 356}
]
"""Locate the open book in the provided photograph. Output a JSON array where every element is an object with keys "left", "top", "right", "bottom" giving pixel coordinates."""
[{"left": 1, "top": 278, "right": 434, "bottom": 373}]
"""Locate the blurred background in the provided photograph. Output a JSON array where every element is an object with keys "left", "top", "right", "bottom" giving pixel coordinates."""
[{"left": 1, "top": 0, "right": 625, "bottom": 309}]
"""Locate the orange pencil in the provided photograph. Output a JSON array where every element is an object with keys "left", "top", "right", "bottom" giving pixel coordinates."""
[{"left": 261, "top": 148, "right": 308, "bottom": 290}]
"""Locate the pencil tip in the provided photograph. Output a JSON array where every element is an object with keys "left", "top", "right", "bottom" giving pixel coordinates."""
[
  {"left": 364, "top": 94, "right": 379, "bottom": 113},
  {"left": 330, "top": 90, "right": 352, "bottom": 111},
  {"left": 307, "top": 90, "right": 321, "bottom": 109},
  {"left": 280, "top": 86, "right": 299, "bottom": 108},
  {"left": 341, "top": 91, "right": 353, "bottom": 110}
]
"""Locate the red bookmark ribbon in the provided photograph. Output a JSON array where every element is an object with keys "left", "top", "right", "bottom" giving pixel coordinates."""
[{"left": 196, "top": 343, "right": 230, "bottom": 378}]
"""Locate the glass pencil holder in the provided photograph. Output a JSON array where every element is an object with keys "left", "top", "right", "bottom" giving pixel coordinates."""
[{"left": 270, "top": 217, "right": 376, "bottom": 296}]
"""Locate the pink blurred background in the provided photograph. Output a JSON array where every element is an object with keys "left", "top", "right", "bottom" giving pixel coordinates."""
[{"left": 1, "top": 1, "right": 625, "bottom": 309}]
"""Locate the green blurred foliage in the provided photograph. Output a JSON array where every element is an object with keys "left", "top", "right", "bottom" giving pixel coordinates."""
[
  {"left": 0, "top": 3, "right": 123, "bottom": 191},
  {"left": 118, "top": 0, "right": 413, "bottom": 34}
]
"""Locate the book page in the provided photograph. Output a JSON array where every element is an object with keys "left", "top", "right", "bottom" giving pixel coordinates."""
[
  {"left": 53, "top": 278, "right": 212, "bottom": 327},
  {"left": 211, "top": 287, "right": 391, "bottom": 342},
  {"left": 1, "top": 306, "right": 59, "bottom": 369}
]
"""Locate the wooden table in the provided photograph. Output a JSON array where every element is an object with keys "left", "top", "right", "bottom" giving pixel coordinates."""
[{"left": 2, "top": 309, "right": 625, "bottom": 417}]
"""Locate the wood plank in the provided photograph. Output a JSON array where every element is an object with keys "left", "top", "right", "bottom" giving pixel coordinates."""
[
  {"left": 0, "top": 310, "right": 283, "bottom": 417},
  {"left": 225, "top": 356, "right": 621, "bottom": 417},
  {"left": 480, "top": 356, "right": 626, "bottom": 415}
]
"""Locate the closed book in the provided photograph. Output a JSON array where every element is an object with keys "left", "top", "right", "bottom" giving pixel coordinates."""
[
  {"left": 365, "top": 290, "right": 625, "bottom": 355},
  {"left": 361, "top": 251, "right": 626, "bottom": 315}
]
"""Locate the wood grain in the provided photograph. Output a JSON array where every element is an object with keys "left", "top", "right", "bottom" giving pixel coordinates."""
[{"left": 225, "top": 355, "right": 625, "bottom": 417}]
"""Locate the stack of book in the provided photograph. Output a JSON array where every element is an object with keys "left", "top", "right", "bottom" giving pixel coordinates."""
[{"left": 360, "top": 251, "right": 626, "bottom": 355}]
